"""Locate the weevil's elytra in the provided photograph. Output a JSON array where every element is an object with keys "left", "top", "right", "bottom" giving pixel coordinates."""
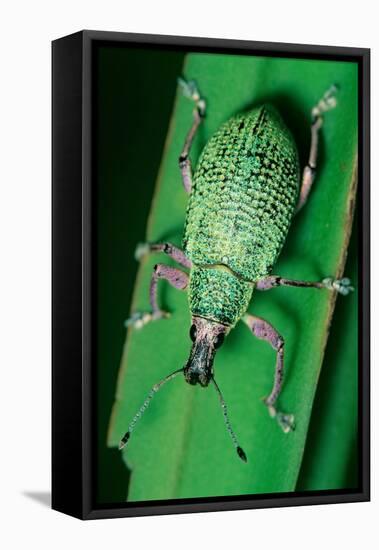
[
  {"left": 184, "top": 106, "right": 299, "bottom": 285},
  {"left": 120, "top": 79, "right": 353, "bottom": 462}
]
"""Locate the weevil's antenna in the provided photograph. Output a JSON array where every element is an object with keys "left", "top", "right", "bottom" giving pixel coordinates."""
[
  {"left": 119, "top": 368, "right": 184, "bottom": 450},
  {"left": 211, "top": 377, "right": 247, "bottom": 463}
]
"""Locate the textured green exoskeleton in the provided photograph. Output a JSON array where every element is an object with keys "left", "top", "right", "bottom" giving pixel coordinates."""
[
  {"left": 185, "top": 106, "right": 299, "bottom": 327},
  {"left": 120, "top": 79, "right": 353, "bottom": 462}
]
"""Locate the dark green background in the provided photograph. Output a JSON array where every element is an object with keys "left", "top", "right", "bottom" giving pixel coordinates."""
[
  {"left": 95, "top": 46, "right": 185, "bottom": 502},
  {"left": 96, "top": 46, "right": 358, "bottom": 503}
]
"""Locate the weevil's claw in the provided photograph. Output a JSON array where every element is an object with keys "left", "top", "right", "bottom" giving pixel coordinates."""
[
  {"left": 134, "top": 242, "right": 150, "bottom": 261},
  {"left": 124, "top": 310, "right": 171, "bottom": 329},
  {"left": 276, "top": 412, "right": 296, "bottom": 433},
  {"left": 178, "top": 77, "right": 206, "bottom": 117},
  {"left": 312, "top": 84, "right": 338, "bottom": 120},
  {"left": 265, "top": 402, "right": 295, "bottom": 433},
  {"left": 323, "top": 83, "right": 339, "bottom": 105},
  {"left": 124, "top": 311, "right": 150, "bottom": 329},
  {"left": 322, "top": 276, "right": 354, "bottom": 296},
  {"left": 178, "top": 77, "right": 199, "bottom": 100}
]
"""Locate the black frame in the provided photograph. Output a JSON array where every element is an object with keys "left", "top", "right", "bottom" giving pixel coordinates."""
[{"left": 52, "top": 30, "right": 370, "bottom": 520}]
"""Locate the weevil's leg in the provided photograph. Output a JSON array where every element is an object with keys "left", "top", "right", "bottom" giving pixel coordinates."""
[
  {"left": 296, "top": 85, "right": 338, "bottom": 212},
  {"left": 242, "top": 313, "right": 295, "bottom": 433},
  {"left": 134, "top": 241, "right": 192, "bottom": 269},
  {"left": 178, "top": 78, "right": 206, "bottom": 194},
  {"left": 125, "top": 264, "right": 189, "bottom": 329},
  {"left": 256, "top": 275, "right": 354, "bottom": 296}
]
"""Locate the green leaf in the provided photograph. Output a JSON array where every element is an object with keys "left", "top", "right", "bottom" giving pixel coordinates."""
[
  {"left": 108, "top": 53, "right": 358, "bottom": 501},
  {"left": 296, "top": 222, "right": 358, "bottom": 491}
]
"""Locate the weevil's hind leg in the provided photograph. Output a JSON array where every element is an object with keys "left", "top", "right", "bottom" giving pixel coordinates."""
[
  {"left": 177, "top": 78, "right": 206, "bottom": 194},
  {"left": 242, "top": 313, "right": 295, "bottom": 433},
  {"left": 134, "top": 241, "right": 192, "bottom": 269},
  {"left": 256, "top": 275, "right": 354, "bottom": 296},
  {"left": 125, "top": 264, "right": 189, "bottom": 329},
  {"left": 296, "top": 85, "right": 338, "bottom": 212}
]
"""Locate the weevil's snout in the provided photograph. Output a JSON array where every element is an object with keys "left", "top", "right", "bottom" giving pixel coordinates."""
[
  {"left": 184, "top": 368, "right": 210, "bottom": 387},
  {"left": 184, "top": 317, "right": 227, "bottom": 387},
  {"left": 184, "top": 350, "right": 212, "bottom": 387}
]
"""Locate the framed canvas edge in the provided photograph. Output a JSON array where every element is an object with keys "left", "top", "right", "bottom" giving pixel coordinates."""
[
  {"left": 53, "top": 30, "right": 370, "bottom": 520},
  {"left": 52, "top": 31, "right": 85, "bottom": 520}
]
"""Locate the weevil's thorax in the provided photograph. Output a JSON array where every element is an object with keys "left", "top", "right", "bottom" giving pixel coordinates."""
[
  {"left": 183, "top": 104, "right": 300, "bottom": 282},
  {"left": 188, "top": 265, "right": 254, "bottom": 327}
]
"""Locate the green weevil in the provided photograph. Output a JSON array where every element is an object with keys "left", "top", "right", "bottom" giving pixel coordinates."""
[{"left": 119, "top": 78, "right": 353, "bottom": 462}]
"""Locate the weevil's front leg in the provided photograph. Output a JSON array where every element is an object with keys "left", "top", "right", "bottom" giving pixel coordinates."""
[
  {"left": 125, "top": 264, "right": 189, "bottom": 329},
  {"left": 296, "top": 85, "right": 338, "bottom": 212},
  {"left": 178, "top": 78, "right": 206, "bottom": 194},
  {"left": 242, "top": 314, "right": 295, "bottom": 433},
  {"left": 134, "top": 241, "right": 192, "bottom": 269},
  {"left": 256, "top": 275, "right": 354, "bottom": 296}
]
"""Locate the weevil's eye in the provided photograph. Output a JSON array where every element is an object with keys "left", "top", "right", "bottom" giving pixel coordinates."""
[
  {"left": 214, "top": 333, "right": 225, "bottom": 349},
  {"left": 189, "top": 324, "right": 197, "bottom": 342}
]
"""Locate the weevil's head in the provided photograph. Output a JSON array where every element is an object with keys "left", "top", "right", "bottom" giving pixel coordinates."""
[
  {"left": 119, "top": 315, "right": 247, "bottom": 463},
  {"left": 184, "top": 317, "right": 229, "bottom": 387}
]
